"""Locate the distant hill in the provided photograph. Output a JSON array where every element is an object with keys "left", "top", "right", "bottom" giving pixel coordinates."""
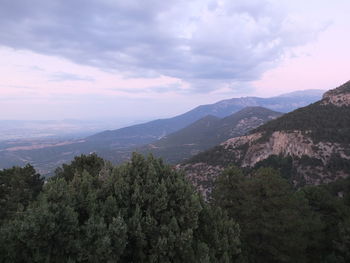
[
  {"left": 0, "top": 89, "right": 323, "bottom": 175},
  {"left": 87, "top": 89, "right": 323, "bottom": 147},
  {"left": 181, "top": 81, "right": 350, "bottom": 194},
  {"left": 136, "top": 107, "right": 282, "bottom": 163}
]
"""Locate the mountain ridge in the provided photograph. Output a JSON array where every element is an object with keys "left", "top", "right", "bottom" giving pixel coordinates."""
[
  {"left": 0, "top": 89, "right": 323, "bottom": 174},
  {"left": 181, "top": 81, "right": 350, "bottom": 194},
  {"left": 135, "top": 107, "right": 282, "bottom": 164},
  {"left": 87, "top": 89, "right": 323, "bottom": 147}
]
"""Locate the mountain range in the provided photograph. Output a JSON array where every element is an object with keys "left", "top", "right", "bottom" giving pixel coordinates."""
[
  {"left": 181, "top": 81, "right": 350, "bottom": 196},
  {"left": 87, "top": 89, "right": 324, "bottom": 148},
  {"left": 136, "top": 107, "right": 282, "bottom": 164},
  {"left": 0, "top": 89, "right": 323, "bottom": 175}
]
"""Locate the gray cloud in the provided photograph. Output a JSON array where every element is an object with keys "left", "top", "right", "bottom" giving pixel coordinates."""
[
  {"left": 148, "top": 83, "right": 184, "bottom": 93},
  {"left": 48, "top": 72, "right": 95, "bottom": 82},
  {"left": 109, "top": 82, "right": 183, "bottom": 94},
  {"left": 0, "top": 0, "right": 324, "bottom": 91}
]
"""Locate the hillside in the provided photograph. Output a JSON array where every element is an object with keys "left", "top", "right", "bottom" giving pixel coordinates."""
[
  {"left": 137, "top": 107, "right": 282, "bottom": 163},
  {"left": 0, "top": 90, "right": 322, "bottom": 175},
  {"left": 87, "top": 89, "right": 323, "bottom": 147},
  {"left": 181, "top": 81, "right": 350, "bottom": 194}
]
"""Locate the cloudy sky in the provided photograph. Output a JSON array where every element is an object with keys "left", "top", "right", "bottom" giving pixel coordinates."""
[{"left": 1, "top": 0, "right": 349, "bottom": 121}]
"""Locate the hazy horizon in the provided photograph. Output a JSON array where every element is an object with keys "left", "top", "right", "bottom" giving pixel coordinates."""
[
  {"left": 0, "top": 88, "right": 326, "bottom": 122},
  {"left": 1, "top": 0, "right": 349, "bottom": 121}
]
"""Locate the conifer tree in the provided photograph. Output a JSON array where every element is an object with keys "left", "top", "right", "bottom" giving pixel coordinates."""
[{"left": 1, "top": 153, "right": 241, "bottom": 262}]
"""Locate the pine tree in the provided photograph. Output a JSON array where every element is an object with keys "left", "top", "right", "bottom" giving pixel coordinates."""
[
  {"left": 1, "top": 153, "right": 241, "bottom": 262},
  {"left": 212, "top": 166, "right": 315, "bottom": 263}
]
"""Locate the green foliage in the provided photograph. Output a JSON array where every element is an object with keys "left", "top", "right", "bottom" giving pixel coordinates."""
[
  {"left": 0, "top": 164, "right": 43, "bottom": 223},
  {"left": 186, "top": 145, "right": 241, "bottom": 166},
  {"left": 253, "top": 155, "right": 295, "bottom": 181},
  {"left": 253, "top": 154, "right": 350, "bottom": 187},
  {"left": 211, "top": 165, "right": 350, "bottom": 263},
  {"left": 326, "top": 176, "right": 350, "bottom": 206},
  {"left": 1, "top": 179, "right": 81, "bottom": 262},
  {"left": 253, "top": 103, "right": 350, "bottom": 144},
  {"left": 301, "top": 186, "right": 350, "bottom": 262},
  {"left": 100, "top": 153, "right": 241, "bottom": 262},
  {"left": 3, "top": 152, "right": 350, "bottom": 263},
  {"left": 211, "top": 166, "right": 322, "bottom": 263},
  {"left": 326, "top": 154, "right": 350, "bottom": 174},
  {"left": 1, "top": 153, "right": 241, "bottom": 262},
  {"left": 54, "top": 153, "right": 105, "bottom": 182}
]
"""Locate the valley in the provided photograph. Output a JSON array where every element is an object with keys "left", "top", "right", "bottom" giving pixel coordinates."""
[{"left": 0, "top": 89, "right": 323, "bottom": 175}]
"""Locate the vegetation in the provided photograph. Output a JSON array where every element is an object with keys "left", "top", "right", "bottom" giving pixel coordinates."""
[
  {"left": 1, "top": 151, "right": 350, "bottom": 262},
  {"left": 211, "top": 166, "right": 350, "bottom": 263},
  {"left": 252, "top": 155, "right": 295, "bottom": 181},
  {"left": 253, "top": 103, "right": 350, "bottom": 144},
  {"left": 0, "top": 154, "right": 240, "bottom": 262},
  {"left": 54, "top": 153, "right": 105, "bottom": 182},
  {"left": 1, "top": 81, "right": 349, "bottom": 262},
  {"left": 185, "top": 144, "right": 242, "bottom": 167},
  {"left": 139, "top": 107, "right": 282, "bottom": 164},
  {"left": 0, "top": 164, "right": 43, "bottom": 223}
]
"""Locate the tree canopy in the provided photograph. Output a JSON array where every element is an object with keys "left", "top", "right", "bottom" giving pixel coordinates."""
[
  {"left": 211, "top": 166, "right": 350, "bottom": 263},
  {"left": 0, "top": 153, "right": 241, "bottom": 262}
]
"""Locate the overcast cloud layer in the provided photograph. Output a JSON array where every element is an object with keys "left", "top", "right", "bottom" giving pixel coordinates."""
[{"left": 0, "top": 0, "right": 324, "bottom": 92}]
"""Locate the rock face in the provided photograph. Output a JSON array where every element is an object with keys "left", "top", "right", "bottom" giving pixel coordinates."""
[
  {"left": 182, "top": 130, "right": 350, "bottom": 197},
  {"left": 222, "top": 130, "right": 350, "bottom": 167},
  {"left": 180, "top": 80, "right": 350, "bottom": 195},
  {"left": 321, "top": 80, "right": 350, "bottom": 106},
  {"left": 223, "top": 130, "right": 350, "bottom": 181}
]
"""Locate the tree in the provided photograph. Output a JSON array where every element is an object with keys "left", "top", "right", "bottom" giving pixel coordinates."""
[
  {"left": 0, "top": 164, "right": 43, "bottom": 223},
  {"left": 0, "top": 179, "right": 81, "bottom": 262},
  {"left": 211, "top": 166, "right": 316, "bottom": 263},
  {"left": 101, "top": 153, "right": 241, "bottom": 262},
  {"left": 301, "top": 186, "right": 350, "bottom": 262},
  {"left": 54, "top": 153, "right": 105, "bottom": 182},
  {"left": 1, "top": 153, "right": 241, "bottom": 262}
]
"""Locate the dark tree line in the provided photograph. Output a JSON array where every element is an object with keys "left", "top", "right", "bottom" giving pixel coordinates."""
[
  {"left": 1, "top": 153, "right": 350, "bottom": 262},
  {"left": 211, "top": 166, "right": 350, "bottom": 263},
  {"left": 0, "top": 154, "right": 240, "bottom": 262}
]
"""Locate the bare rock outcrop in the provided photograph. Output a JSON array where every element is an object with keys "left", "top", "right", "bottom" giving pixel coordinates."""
[
  {"left": 181, "top": 130, "right": 350, "bottom": 195},
  {"left": 321, "top": 80, "right": 350, "bottom": 106},
  {"left": 223, "top": 131, "right": 349, "bottom": 167}
]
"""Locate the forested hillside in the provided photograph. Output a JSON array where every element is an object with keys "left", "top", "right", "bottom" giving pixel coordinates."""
[
  {"left": 135, "top": 107, "right": 282, "bottom": 164},
  {"left": 1, "top": 154, "right": 349, "bottom": 262}
]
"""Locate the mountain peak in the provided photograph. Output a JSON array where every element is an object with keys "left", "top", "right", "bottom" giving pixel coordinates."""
[{"left": 322, "top": 80, "right": 350, "bottom": 106}]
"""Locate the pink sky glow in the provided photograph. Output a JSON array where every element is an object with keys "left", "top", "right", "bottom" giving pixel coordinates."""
[{"left": 0, "top": 0, "right": 349, "bottom": 121}]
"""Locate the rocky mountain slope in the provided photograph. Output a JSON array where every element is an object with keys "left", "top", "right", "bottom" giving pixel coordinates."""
[
  {"left": 137, "top": 107, "right": 282, "bottom": 163},
  {"left": 181, "top": 81, "right": 350, "bottom": 195}
]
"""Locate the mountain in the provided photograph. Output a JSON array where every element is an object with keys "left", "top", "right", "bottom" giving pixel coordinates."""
[
  {"left": 137, "top": 107, "right": 282, "bottom": 163},
  {"left": 86, "top": 89, "right": 323, "bottom": 148},
  {"left": 0, "top": 89, "right": 322, "bottom": 175},
  {"left": 181, "top": 81, "right": 350, "bottom": 195}
]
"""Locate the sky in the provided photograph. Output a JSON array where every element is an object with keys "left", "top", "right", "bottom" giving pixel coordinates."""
[{"left": 0, "top": 0, "right": 349, "bottom": 121}]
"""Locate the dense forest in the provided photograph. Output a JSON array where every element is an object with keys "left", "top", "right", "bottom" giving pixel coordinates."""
[
  {"left": 0, "top": 154, "right": 240, "bottom": 262},
  {"left": 253, "top": 103, "right": 350, "bottom": 144},
  {"left": 1, "top": 153, "right": 350, "bottom": 262}
]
